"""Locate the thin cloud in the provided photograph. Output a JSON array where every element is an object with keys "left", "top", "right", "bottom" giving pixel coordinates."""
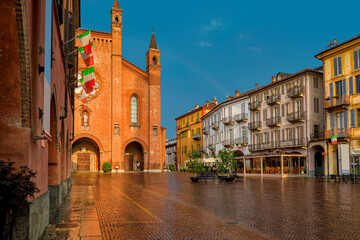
[
  {"left": 199, "top": 41, "right": 213, "bottom": 48},
  {"left": 246, "top": 46, "right": 263, "bottom": 53},
  {"left": 239, "top": 33, "right": 248, "bottom": 40},
  {"left": 201, "top": 19, "right": 227, "bottom": 32}
]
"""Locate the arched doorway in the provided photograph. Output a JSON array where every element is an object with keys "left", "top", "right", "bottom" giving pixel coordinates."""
[
  {"left": 124, "top": 142, "right": 144, "bottom": 171},
  {"left": 72, "top": 138, "right": 100, "bottom": 172},
  {"left": 311, "top": 145, "right": 325, "bottom": 176},
  {"left": 234, "top": 150, "right": 244, "bottom": 174}
]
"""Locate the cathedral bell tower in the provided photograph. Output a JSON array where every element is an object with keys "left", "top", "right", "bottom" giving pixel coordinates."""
[
  {"left": 146, "top": 31, "right": 162, "bottom": 170},
  {"left": 111, "top": 0, "right": 123, "bottom": 168}
]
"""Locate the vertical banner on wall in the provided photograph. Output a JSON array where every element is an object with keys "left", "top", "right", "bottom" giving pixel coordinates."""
[{"left": 43, "top": 0, "right": 52, "bottom": 137}]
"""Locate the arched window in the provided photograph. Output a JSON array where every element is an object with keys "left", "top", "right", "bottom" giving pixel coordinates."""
[
  {"left": 131, "top": 96, "right": 138, "bottom": 124},
  {"left": 153, "top": 56, "right": 157, "bottom": 65}
]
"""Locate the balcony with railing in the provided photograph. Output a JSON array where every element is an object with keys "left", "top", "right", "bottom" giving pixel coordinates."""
[
  {"left": 325, "top": 128, "right": 351, "bottom": 139},
  {"left": 324, "top": 95, "right": 350, "bottom": 110},
  {"left": 249, "top": 101, "right": 261, "bottom": 111},
  {"left": 248, "top": 143, "right": 262, "bottom": 151},
  {"left": 202, "top": 127, "right": 209, "bottom": 135},
  {"left": 235, "top": 113, "right": 248, "bottom": 122},
  {"left": 281, "top": 138, "right": 306, "bottom": 148},
  {"left": 223, "top": 116, "right": 235, "bottom": 125},
  {"left": 287, "top": 111, "right": 305, "bottom": 122},
  {"left": 310, "top": 131, "right": 325, "bottom": 141},
  {"left": 223, "top": 139, "right": 235, "bottom": 147},
  {"left": 211, "top": 122, "right": 219, "bottom": 130},
  {"left": 266, "top": 94, "right": 281, "bottom": 105},
  {"left": 249, "top": 121, "right": 262, "bottom": 130},
  {"left": 270, "top": 141, "right": 281, "bottom": 149},
  {"left": 192, "top": 134, "right": 201, "bottom": 140},
  {"left": 287, "top": 86, "right": 304, "bottom": 98},
  {"left": 261, "top": 142, "right": 271, "bottom": 149},
  {"left": 266, "top": 116, "right": 281, "bottom": 127},
  {"left": 235, "top": 137, "right": 248, "bottom": 145}
]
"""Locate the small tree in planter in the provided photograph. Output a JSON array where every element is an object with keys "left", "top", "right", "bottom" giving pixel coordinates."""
[
  {"left": 102, "top": 162, "right": 112, "bottom": 173},
  {"left": 0, "top": 159, "right": 39, "bottom": 238},
  {"left": 216, "top": 148, "right": 236, "bottom": 176},
  {"left": 186, "top": 150, "right": 203, "bottom": 173}
]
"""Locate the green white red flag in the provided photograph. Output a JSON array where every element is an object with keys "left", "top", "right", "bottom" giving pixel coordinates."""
[
  {"left": 81, "top": 67, "right": 95, "bottom": 93},
  {"left": 79, "top": 42, "right": 94, "bottom": 66},
  {"left": 78, "top": 30, "right": 92, "bottom": 54}
]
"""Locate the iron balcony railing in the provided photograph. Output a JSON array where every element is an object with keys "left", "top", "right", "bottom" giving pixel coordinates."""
[
  {"left": 249, "top": 121, "right": 262, "bottom": 130},
  {"left": 286, "top": 111, "right": 305, "bottom": 122},
  {"left": 266, "top": 94, "right": 281, "bottom": 105},
  {"left": 223, "top": 116, "right": 235, "bottom": 125},
  {"left": 261, "top": 142, "right": 271, "bottom": 149},
  {"left": 325, "top": 128, "right": 351, "bottom": 139},
  {"left": 287, "top": 86, "right": 305, "bottom": 98},
  {"left": 202, "top": 127, "right": 209, "bottom": 135},
  {"left": 211, "top": 122, "right": 219, "bottom": 130},
  {"left": 281, "top": 138, "right": 306, "bottom": 148},
  {"left": 235, "top": 113, "right": 248, "bottom": 122},
  {"left": 266, "top": 116, "right": 282, "bottom": 127},
  {"left": 310, "top": 131, "right": 325, "bottom": 141},
  {"left": 223, "top": 139, "right": 235, "bottom": 147},
  {"left": 248, "top": 143, "right": 262, "bottom": 151},
  {"left": 324, "top": 95, "right": 350, "bottom": 109},
  {"left": 192, "top": 134, "right": 201, "bottom": 140},
  {"left": 249, "top": 101, "right": 261, "bottom": 111},
  {"left": 235, "top": 137, "right": 248, "bottom": 145}
]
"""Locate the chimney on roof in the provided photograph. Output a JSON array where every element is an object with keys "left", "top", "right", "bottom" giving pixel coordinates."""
[
  {"left": 255, "top": 83, "right": 259, "bottom": 89},
  {"left": 272, "top": 76, "right": 277, "bottom": 83},
  {"left": 195, "top": 104, "right": 199, "bottom": 109},
  {"left": 206, "top": 100, "right": 209, "bottom": 107},
  {"left": 235, "top": 90, "right": 240, "bottom": 97},
  {"left": 212, "top": 96, "right": 218, "bottom": 104},
  {"left": 228, "top": 96, "right": 234, "bottom": 100}
]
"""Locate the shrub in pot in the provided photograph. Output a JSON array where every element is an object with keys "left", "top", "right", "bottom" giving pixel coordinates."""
[
  {"left": 169, "top": 164, "right": 176, "bottom": 171},
  {"left": 102, "top": 162, "right": 112, "bottom": 173}
]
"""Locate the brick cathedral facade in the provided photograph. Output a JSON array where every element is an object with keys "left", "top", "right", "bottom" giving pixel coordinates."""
[{"left": 72, "top": 0, "right": 165, "bottom": 172}]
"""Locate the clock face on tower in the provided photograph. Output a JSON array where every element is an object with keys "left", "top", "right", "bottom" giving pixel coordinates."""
[{"left": 75, "top": 71, "right": 101, "bottom": 101}]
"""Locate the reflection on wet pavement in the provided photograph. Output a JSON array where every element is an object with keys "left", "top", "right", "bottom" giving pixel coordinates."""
[{"left": 43, "top": 172, "right": 360, "bottom": 240}]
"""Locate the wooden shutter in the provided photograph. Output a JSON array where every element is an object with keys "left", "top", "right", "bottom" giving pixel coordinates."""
[
  {"left": 282, "top": 104, "right": 284, "bottom": 117},
  {"left": 349, "top": 77, "right": 354, "bottom": 95},
  {"left": 334, "top": 58, "right": 338, "bottom": 76},
  {"left": 351, "top": 109, "right": 356, "bottom": 127},
  {"left": 354, "top": 50, "right": 359, "bottom": 70},
  {"left": 338, "top": 57, "right": 342, "bottom": 75},
  {"left": 282, "top": 129, "right": 285, "bottom": 141},
  {"left": 329, "top": 83, "right": 334, "bottom": 97},
  {"left": 330, "top": 113, "right": 335, "bottom": 130},
  {"left": 342, "top": 79, "right": 347, "bottom": 95},
  {"left": 344, "top": 110, "right": 348, "bottom": 128}
]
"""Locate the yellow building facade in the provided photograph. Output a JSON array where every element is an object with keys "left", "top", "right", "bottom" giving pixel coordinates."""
[
  {"left": 316, "top": 35, "right": 360, "bottom": 176},
  {"left": 175, "top": 100, "right": 217, "bottom": 169}
]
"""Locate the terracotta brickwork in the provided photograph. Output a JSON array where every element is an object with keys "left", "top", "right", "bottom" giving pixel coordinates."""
[{"left": 72, "top": 1, "right": 165, "bottom": 172}]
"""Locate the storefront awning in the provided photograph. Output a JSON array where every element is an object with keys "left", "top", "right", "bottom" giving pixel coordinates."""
[{"left": 203, "top": 158, "right": 216, "bottom": 163}]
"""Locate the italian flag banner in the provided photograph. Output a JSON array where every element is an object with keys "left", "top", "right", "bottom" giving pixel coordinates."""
[
  {"left": 79, "top": 42, "right": 94, "bottom": 66},
  {"left": 79, "top": 93, "right": 87, "bottom": 103},
  {"left": 81, "top": 67, "right": 95, "bottom": 93},
  {"left": 78, "top": 30, "right": 92, "bottom": 54}
]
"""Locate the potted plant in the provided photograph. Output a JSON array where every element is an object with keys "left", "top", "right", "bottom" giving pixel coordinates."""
[
  {"left": 216, "top": 148, "right": 236, "bottom": 182},
  {"left": 0, "top": 159, "right": 39, "bottom": 239},
  {"left": 102, "top": 162, "right": 112, "bottom": 173}
]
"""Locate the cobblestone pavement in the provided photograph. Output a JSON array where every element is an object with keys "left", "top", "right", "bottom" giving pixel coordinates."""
[{"left": 44, "top": 172, "right": 360, "bottom": 240}]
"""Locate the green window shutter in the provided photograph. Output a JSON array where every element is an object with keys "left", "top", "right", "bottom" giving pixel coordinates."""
[
  {"left": 349, "top": 77, "right": 354, "bottom": 95},
  {"left": 351, "top": 109, "right": 355, "bottom": 127}
]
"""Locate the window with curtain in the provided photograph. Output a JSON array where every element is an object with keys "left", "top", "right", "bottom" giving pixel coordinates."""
[{"left": 131, "top": 96, "right": 138, "bottom": 124}]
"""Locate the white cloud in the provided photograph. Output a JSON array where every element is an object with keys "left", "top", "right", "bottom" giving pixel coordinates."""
[
  {"left": 246, "top": 46, "right": 263, "bottom": 53},
  {"left": 239, "top": 33, "right": 248, "bottom": 40},
  {"left": 201, "top": 19, "right": 227, "bottom": 32},
  {"left": 199, "top": 41, "right": 213, "bottom": 48}
]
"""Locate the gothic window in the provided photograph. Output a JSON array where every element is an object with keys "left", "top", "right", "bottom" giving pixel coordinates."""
[{"left": 131, "top": 96, "right": 138, "bottom": 124}]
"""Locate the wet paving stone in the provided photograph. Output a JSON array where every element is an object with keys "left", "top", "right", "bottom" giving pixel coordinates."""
[{"left": 44, "top": 172, "right": 360, "bottom": 239}]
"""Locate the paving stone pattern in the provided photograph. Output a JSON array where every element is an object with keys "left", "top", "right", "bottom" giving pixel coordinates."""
[{"left": 44, "top": 173, "right": 360, "bottom": 240}]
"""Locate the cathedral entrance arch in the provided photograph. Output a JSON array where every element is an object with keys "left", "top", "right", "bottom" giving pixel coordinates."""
[
  {"left": 124, "top": 141, "right": 144, "bottom": 171},
  {"left": 72, "top": 137, "right": 100, "bottom": 172}
]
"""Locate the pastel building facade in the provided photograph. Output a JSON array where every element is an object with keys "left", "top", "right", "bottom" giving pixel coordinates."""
[
  {"left": 243, "top": 69, "right": 325, "bottom": 177},
  {"left": 165, "top": 138, "right": 177, "bottom": 169},
  {"left": 316, "top": 35, "right": 360, "bottom": 176},
  {"left": 201, "top": 91, "right": 251, "bottom": 167}
]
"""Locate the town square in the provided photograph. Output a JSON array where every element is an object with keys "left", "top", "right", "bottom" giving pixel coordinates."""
[{"left": 1, "top": 0, "right": 360, "bottom": 239}]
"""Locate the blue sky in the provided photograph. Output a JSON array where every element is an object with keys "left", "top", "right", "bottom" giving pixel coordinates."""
[{"left": 81, "top": 0, "right": 360, "bottom": 139}]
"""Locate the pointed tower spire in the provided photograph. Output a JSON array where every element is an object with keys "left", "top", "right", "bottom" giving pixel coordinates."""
[
  {"left": 149, "top": 28, "right": 158, "bottom": 49},
  {"left": 113, "top": 0, "right": 120, "bottom": 9}
]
